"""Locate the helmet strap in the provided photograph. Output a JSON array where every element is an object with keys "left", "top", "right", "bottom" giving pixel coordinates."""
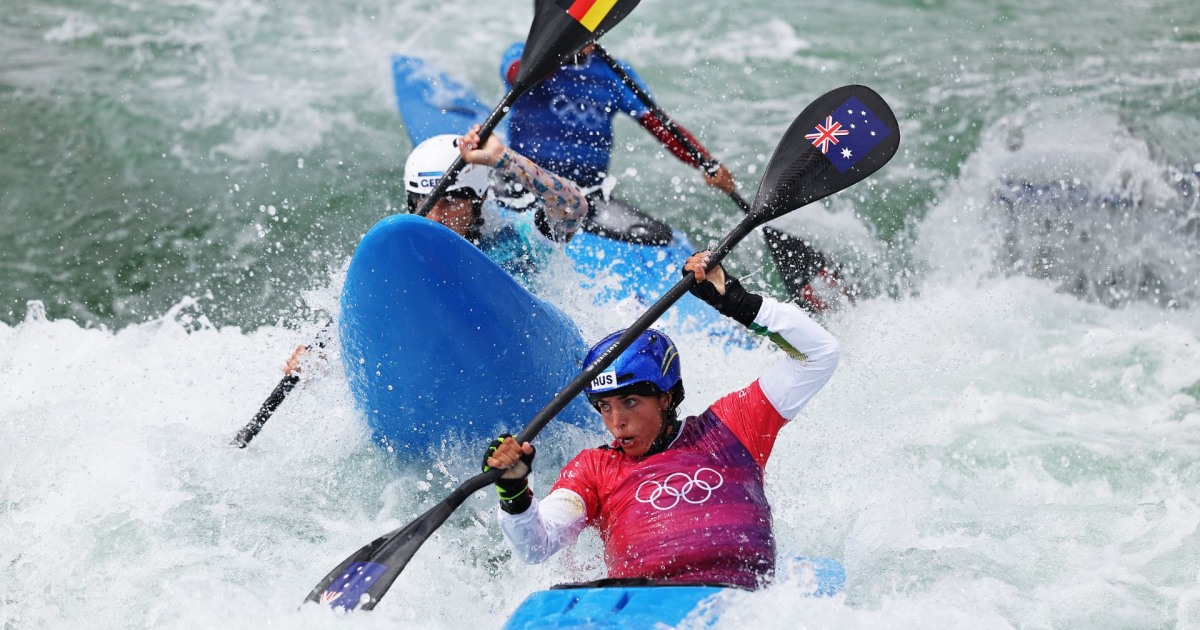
[{"left": 463, "top": 199, "right": 485, "bottom": 244}]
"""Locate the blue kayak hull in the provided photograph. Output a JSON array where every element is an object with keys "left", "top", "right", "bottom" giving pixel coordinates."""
[
  {"left": 565, "top": 228, "right": 720, "bottom": 327},
  {"left": 503, "top": 560, "right": 845, "bottom": 630},
  {"left": 339, "top": 214, "right": 594, "bottom": 450},
  {"left": 392, "top": 55, "right": 501, "bottom": 146},
  {"left": 503, "top": 585, "right": 727, "bottom": 630},
  {"left": 337, "top": 211, "right": 738, "bottom": 451}
]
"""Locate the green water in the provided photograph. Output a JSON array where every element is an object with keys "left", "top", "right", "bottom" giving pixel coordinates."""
[{"left": 2, "top": 0, "right": 1196, "bottom": 327}]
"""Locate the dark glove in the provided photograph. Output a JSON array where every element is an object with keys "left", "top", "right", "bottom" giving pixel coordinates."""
[
  {"left": 687, "top": 268, "right": 763, "bottom": 328},
  {"left": 482, "top": 434, "right": 536, "bottom": 514}
]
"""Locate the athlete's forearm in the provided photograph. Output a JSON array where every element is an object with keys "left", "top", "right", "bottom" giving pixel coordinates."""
[
  {"left": 638, "top": 112, "right": 708, "bottom": 168},
  {"left": 755, "top": 297, "right": 841, "bottom": 419},
  {"left": 497, "top": 488, "right": 587, "bottom": 564},
  {"left": 494, "top": 148, "right": 586, "bottom": 235}
]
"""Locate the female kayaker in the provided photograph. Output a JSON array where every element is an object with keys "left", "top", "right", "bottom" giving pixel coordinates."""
[{"left": 483, "top": 251, "right": 841, "bottom": 588}]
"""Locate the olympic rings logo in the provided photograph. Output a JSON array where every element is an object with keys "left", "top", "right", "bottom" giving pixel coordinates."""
[
  {"left": 548, "top": 94, "right": 609, "bottom": 128},
  {"left": 635, "top": 468, "right": 725, "bottom": 511}
]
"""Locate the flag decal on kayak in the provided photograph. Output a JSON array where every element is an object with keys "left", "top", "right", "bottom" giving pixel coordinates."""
[
  {"left": 319, "top": 561, "right": 388, "bottom": 610},
  {"left": 558, "top": 0, "right": 618, "bottom": 32},
  {"left": 805, "top": 96, "right": 892, "bottom": 173}
]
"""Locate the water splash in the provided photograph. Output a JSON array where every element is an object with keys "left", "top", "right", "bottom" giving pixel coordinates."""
[
  {"left": 23, "top": 300, "right": 47, "bottom": 323},
  {"left": 921, "top": 99, "right": 1200, "bottom": 308}
]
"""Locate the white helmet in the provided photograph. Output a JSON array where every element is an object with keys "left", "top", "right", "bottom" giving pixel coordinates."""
[{"left": 404, "top": 134, "right": 490, "bottom": 198}]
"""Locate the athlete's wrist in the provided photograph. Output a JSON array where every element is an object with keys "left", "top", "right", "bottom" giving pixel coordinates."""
[
  {"left": 689, "top": 272, "right": 762, "bottom": 328},
  {"left": 496, "top": 477, "right": 533, "bottom": 514}
]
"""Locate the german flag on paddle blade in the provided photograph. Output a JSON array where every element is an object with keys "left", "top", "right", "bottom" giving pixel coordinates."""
[
  {"left": 517, "top": 0, "right": 640, "bottom": 88},
  {"left": 555, "top": 0, "right": 640, "bottom": 35},
  {"left": 557, "top": 0, "right": 618, "bottom": 32}
]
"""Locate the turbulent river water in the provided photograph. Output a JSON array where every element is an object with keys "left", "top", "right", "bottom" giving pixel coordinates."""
[{"left": 3, "top": 0, "right": 1199, "bottom": 627}]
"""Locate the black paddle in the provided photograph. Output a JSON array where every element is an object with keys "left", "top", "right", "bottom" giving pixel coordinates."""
[
  {"left": 231, "top": 0, "right": 643, "bottom": 448},
  {"left": 303, "top": 84, "right": 899, "bottom": 612},
  {"left": 590, "top": 43, "right": 851, "bottom": 308},
  {"left": 231, "top": 372, "right": 299, "bottom": 448}
]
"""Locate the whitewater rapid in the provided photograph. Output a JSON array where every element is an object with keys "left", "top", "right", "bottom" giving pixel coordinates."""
[
  {"left": 4, "top": 221, "right": 1200, "bottom": 629},
  {"left": 4, "top": 0, "right": 1200, "bottom": 626}
]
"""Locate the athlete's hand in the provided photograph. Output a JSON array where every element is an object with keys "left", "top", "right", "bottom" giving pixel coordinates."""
[
  {"left": 702, "top": 164, "right": 736, "bottom": 194},
  {"left": 484, "top": 434, "right": 535, "bottom": 480},
  {"left": 459, "top": 125, "right": 506, "bottom": 167},
  {"left": 283, "top": 344, "right": 309, "bottom": 375},
  {"left": 485, "top": 434, "right": 536, "bottom": 514},
  {"left": 684, "top": 250, "right": 762, "bottom": 327},
  {"left": 684, "top": 250, "right": 726, "bottom": 295}
]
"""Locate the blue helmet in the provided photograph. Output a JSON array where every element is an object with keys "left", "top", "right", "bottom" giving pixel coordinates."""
[{"left": 583, "top": 328, "right": 684, "bottom": 409}]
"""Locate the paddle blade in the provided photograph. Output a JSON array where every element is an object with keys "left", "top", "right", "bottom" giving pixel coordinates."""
[
  {"left": 751, "top": 85, "right": 899, "bottom": 225},
  {"left": 763, "top": 226, "right": 856, "bottom": 313},
  {"left": 517, "top": 0, "right": 642, "bottom": 89},
  {"left": 304, "top": 533, "right": 396, "bottom": 611},
  {"left": 304, "top": 470, "right": 497, "bottom": 611}
]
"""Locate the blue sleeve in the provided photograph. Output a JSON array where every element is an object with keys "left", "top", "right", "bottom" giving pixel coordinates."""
[
  {"left": 500, "top": 42, "right": 525, "bottom": 86},
  {"left": 612, "top": 59, "right": 651, "bottom": 118}
]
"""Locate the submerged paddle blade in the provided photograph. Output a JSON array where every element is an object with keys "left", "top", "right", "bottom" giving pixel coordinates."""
[
  {"left": 762, "top": 225, "right": 856, "bottom": 312},
  {"left": 517, "top": 0, "right": 642, "bottom": 89},
  {"left": 752, "top": 85, "right": 899, "bottom": 225},
  {"left": 304, "top": 470, "right": 499, "bottom": 612},
  {"left": 304, "top": 536, "right": 393, "bottom": 611}
]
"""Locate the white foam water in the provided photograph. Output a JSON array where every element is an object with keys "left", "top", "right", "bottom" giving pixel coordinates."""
[{"left": 4, "top": 249, "right": 1200, "bottom": 628}]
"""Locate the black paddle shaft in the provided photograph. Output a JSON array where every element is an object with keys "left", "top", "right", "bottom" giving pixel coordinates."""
[
  {"left": 515, "top": 221, "right": 751, "bottom": 444},
  {"left": 232, "top": 329, "right": 330, "bottom": 448},
  {"left": 231, "top": 373, "right": 300, "bottom": 448},
  {"left": 507, "top": 75, "right": 903, "bottom": 436}
]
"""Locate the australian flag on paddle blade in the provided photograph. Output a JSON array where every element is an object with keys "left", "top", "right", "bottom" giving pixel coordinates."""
[
  {"left": 318, "top": 561, "right": 388, "bottom": 611},
  {"left": 805, "top": 96, "right": 891, "bottom": 174}
]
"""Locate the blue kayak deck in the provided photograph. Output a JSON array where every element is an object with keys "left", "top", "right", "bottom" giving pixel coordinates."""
[
  {"left": 339, "top": 215, "right": 594, "bottom": 450},
  {"left": 503, "top": 585, "right": 727, "bottom": 630},
  {"left": 503, "top": 560, "right": 845, "bottom": 629}
]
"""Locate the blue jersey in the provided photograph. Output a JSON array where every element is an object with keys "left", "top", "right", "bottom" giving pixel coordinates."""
[{"left": 501, "top": 43, "right": 651, "bottom": 188}]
